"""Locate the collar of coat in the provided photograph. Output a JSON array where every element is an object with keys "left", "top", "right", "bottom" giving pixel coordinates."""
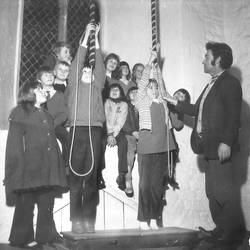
[{"left": 26, "top": 103, "right": 51, "bottom": 116}]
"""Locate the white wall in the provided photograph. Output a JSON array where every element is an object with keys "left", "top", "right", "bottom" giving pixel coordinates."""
[{"left": 1, "top": 0, "right": 250, "bottom": 243}]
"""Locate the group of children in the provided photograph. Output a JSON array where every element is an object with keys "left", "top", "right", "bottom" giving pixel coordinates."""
[{"left": 5, "top": 22, "right": 191, "bottom": 248}]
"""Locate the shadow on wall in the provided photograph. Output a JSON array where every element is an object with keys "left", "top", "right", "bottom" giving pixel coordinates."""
[
  {"left": 229, "top": 66, "right": 250, "bottom": 233},
  {"left": 232, "top": 98, "right": 250, "bottom": 233},
  {"left": 228, "top": 66, "right": 249, "bottom": 186},
  {"left": 228, "top": 66, "right": 243, "bottom": 83}
]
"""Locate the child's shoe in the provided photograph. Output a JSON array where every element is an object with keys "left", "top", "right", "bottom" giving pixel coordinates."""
[
  {"left": 125, "top": 173, "right": 134, "bottom": 197},
  {"left": 72, "top": 221, "right": 84, "bottom": 234},
  {"left": 168, "top": 177, "right": 180, "bottom": 189},
  {"left": 116, "top": 173, "right": 126, "bottom": 191},
  {"left": 98, "top": 176, "right": 106, "bottom": 190}
]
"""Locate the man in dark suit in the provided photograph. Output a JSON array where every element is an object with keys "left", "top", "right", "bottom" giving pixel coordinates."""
[{"left": 165, "top": 42, "right": 242, "bottom": 250}]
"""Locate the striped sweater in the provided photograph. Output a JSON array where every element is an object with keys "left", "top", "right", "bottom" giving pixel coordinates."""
[{"left": 135, "top": 64, "right": 171, "bottom": 131}]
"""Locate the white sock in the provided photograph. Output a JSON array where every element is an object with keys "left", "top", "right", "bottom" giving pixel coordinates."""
[
  {"left": 150, "top": 219, "right": 159, "bottom": 230},
  {"left": 139, "top": 221, "right": 150, "bottom": 230}
]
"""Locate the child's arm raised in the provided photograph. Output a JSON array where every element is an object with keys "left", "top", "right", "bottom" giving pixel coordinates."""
[
  {"left": 152, "top": 44, "right": 166, "bottom": 96},
  {"left": 68, "top": 23, "right": 95, "bottom": 89},
  {"left": 136, "top": 48, "right": 158, "bottom": 104},
  {"left": 148, "top": 47, "right": 157, "bottom": 66},
  {"left": 93, "top": 23, "right": 106, "bottom": 88},
  {"left": 80, "top": 23, "right": 95, "bottom": 48},
  {"left": 95, "top": 22, "right": 100, "bottom": 49}
]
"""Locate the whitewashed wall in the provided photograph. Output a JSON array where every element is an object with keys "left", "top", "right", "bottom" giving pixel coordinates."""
[{"left": 1, "top": 0, "right": 250, "bottom": 243}]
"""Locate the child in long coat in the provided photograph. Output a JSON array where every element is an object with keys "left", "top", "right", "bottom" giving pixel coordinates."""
[{"left": 5, "top": 81, "right": 68, "bottom": 248}]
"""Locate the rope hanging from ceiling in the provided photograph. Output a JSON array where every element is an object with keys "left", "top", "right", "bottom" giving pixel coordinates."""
[
  {"left": 89, "top": 0, "right": 95, "bottom": 67},
  {"left": 151, "top": 0, "right": 173, "bottom": 179},
  {"left": 151, "top": 0, "right": 157, "bottom": 53}
]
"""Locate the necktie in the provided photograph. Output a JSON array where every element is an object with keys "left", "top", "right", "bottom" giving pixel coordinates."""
[
  {"left": 209, "top": 75, "right": 219, "bottom": 86},
  {"left": 134, "top": 105, "right": 139, "bottom": 117},
  {"left": 46, "top": 91, "right": 50, "bottom": 99}
]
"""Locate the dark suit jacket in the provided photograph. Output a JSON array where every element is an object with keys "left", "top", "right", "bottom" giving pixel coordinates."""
[{"left": 175, "top": 71, "right": 242, "bottom": 159}]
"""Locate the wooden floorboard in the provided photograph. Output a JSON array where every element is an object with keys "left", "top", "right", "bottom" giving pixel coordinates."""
[
  {"left": 0, "top": 228, "right": 249, "bottom": 250},
  {"left": 61, "top": 227, "right": 198, "bottom": 240},
  {"left": 61, "top": 227, "right": 199, "bottom": 250}
]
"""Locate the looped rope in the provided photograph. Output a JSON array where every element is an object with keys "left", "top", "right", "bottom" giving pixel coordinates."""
[{"left": 68, "top": 50, "right": 95, "bottom": 177}]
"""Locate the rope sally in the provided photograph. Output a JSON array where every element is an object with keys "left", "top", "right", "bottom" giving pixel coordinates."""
[
  {"left": 151, "top": 0, "right": 157, "bottom": 53},
  {"left": 89, "top": 0, "right": 95, "bottom": 67},
  {"left": 68, "top": 1, "right": 96, "bottom": 178}
]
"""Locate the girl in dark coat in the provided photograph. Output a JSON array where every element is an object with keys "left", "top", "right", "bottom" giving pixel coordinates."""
[{"left": 5, "top": 81, "right": 68, "bottom": 249}]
